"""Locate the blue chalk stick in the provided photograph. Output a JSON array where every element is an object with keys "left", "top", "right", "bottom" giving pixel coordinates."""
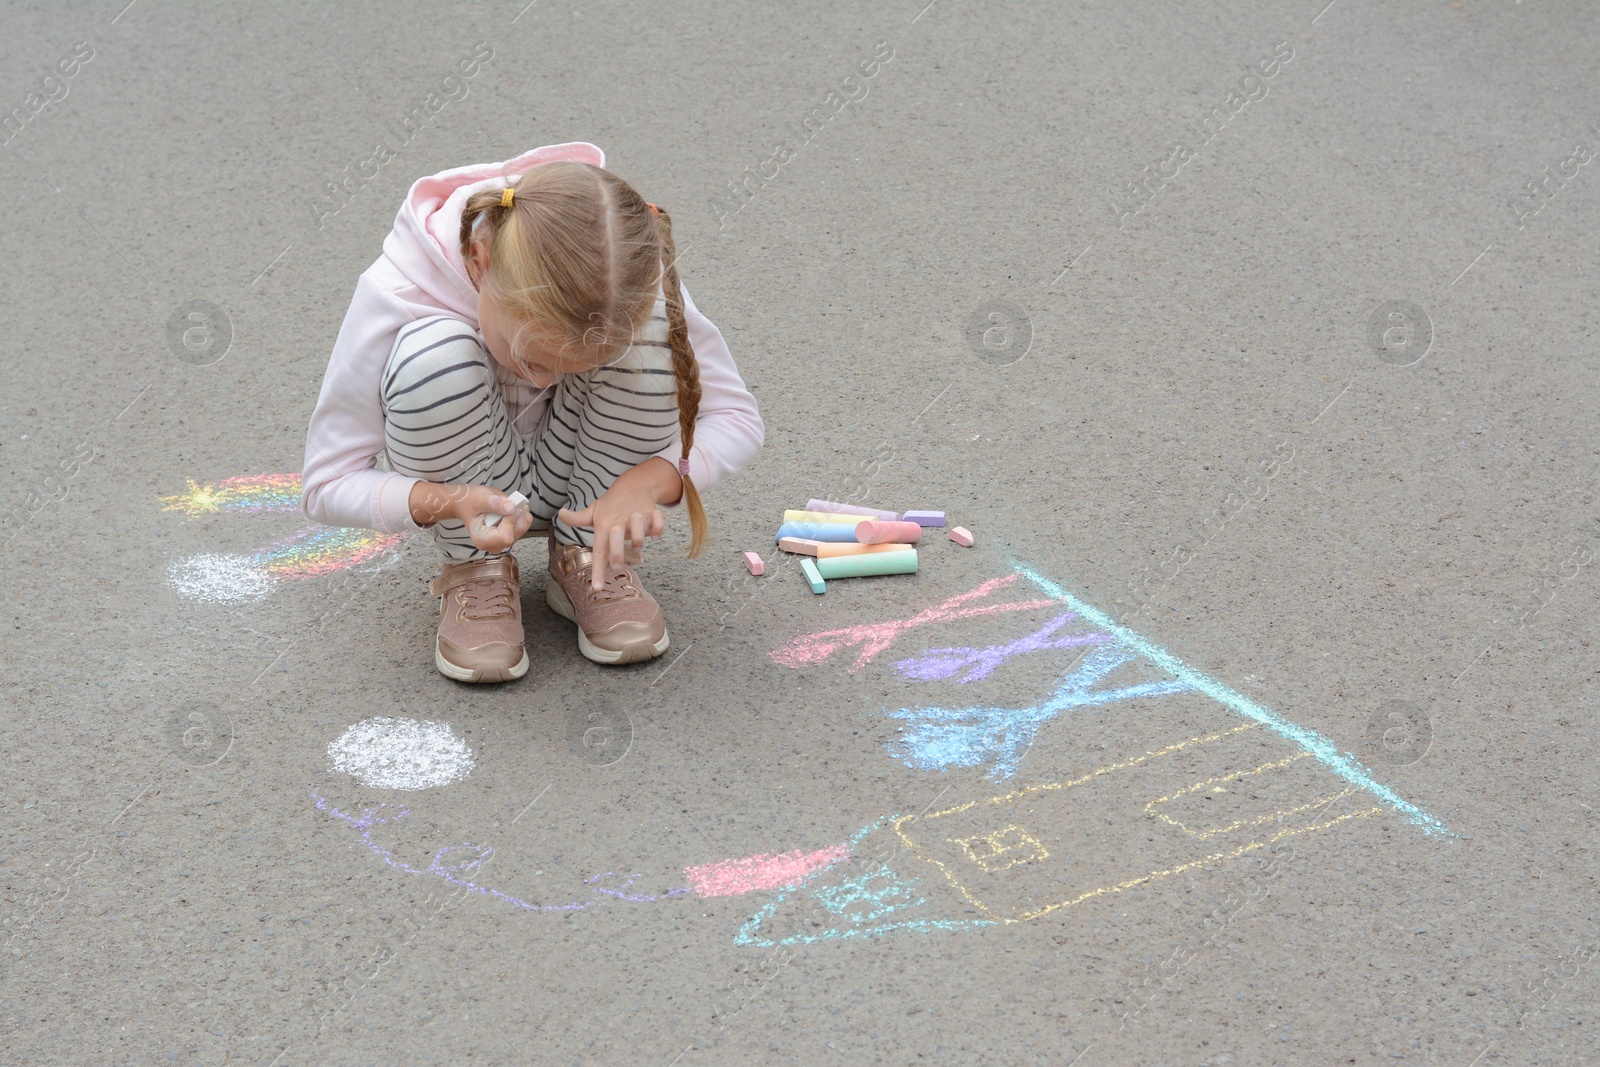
[
  {"left": 901, "top": 510, "right": 946, "bottom": 527},
  {"left": 800, "top": 558, "right": 826, "bottom": 594},
  {"left": 776, "top": 522, "right": 860, "bottom": 543}
]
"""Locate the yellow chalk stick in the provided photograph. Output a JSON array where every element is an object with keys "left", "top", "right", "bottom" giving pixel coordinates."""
[{"left": 783, "top": 510, "right": 872, "bottom": 526}]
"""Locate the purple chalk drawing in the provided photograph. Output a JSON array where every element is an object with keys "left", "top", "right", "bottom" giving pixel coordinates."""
[
  {"left": 585, "top": 871, "right": 692, "bottom": 903},
  {"left": 311, "top": 789, "right": 687, "bottom": 912},
  {"left": 886, "top": 644, "right": 1192, "bottom": 781},
  {"left": 893, "top": 612, "right": 1109, "bottom": 683}
]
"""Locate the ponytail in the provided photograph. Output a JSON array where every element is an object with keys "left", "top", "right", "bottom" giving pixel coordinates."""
[
  {"left": 458, "top": 178, "right": 521, "bottom": 274},
  {"left": 653, "top": 206, "right": 708, "bottom": 558}
]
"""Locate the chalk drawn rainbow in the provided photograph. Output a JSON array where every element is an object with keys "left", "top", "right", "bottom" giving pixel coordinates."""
[
  {"left": 162, "top": 474, "right": 404, "bottom": 603},
  {"left": 315, "top": 562, "right": 1450, "bottom": 949}
]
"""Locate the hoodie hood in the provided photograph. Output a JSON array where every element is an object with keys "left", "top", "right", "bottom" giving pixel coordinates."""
[{"left": 379, "top": 141, "right": 607, "bottom": 324}]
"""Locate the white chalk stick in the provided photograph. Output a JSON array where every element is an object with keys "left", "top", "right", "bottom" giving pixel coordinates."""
[{"left": 482, "top": 490, "right": 528, "bottom": 528}]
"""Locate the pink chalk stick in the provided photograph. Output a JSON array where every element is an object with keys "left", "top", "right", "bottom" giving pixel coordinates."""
[
  {"left": 948, "top": 525, "right": 974, "bottom": 547},
  {"left": 806, "top": 499, "right": 899, "bottom": 521},
  {"left": 855, "top": 520, "right": 923, "bottom": 544},
  {"left": 685, "top": 844, "right": 851, "bottom": 898},
  {"left": 743, "top": 551, "right": 765, "bottom": 576}
]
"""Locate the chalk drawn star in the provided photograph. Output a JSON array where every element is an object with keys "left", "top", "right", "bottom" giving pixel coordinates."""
[{"left": 161, "top": 478, "right": 223, "bottom": 517}]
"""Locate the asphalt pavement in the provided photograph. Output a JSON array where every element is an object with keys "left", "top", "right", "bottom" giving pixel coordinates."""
[{"left": 2, "top": 1, "right": 1597, "bottom": 1064}]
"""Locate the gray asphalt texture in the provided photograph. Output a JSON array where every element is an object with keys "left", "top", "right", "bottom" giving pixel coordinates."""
[{"left": 3, "top": 2, "right": 1598, "bottom": 1065}]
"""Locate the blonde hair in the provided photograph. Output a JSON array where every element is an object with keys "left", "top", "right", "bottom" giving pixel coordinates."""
[{"left": 460, "top": 162, "right": 707, "bottom": 557}]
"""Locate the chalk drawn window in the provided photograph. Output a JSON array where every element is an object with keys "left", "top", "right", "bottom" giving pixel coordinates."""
[
  {"left": 812, "top": 870, "right": 926, "bottom": 925},
  {"left": 952, "top": 826, "right": 1049, "bottom": 873}
]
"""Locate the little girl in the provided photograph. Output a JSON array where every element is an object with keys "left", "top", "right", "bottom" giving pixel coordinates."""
[{"left": 302, "top": 142, "right": 763, "bottom": 682}]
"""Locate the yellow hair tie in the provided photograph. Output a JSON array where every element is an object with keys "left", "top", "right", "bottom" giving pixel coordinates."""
[{"left": 500, "top": 187, "right": 515, "bottom": 207}]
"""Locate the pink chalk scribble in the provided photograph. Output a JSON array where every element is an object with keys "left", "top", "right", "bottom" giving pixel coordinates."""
[
  {"left": 686, "top": 845, "right": 851, "bottom": 898},
  {"left": 769, "top": 574, "right": 1065, "bottom": 673}
]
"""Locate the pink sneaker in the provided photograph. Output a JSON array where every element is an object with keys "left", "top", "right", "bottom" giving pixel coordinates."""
[
  {"left": 546, "top": 541, "right": 670, "bottom": 664},
  {"left": 427, "top": 555, "right": 529, "bottom": 683}
]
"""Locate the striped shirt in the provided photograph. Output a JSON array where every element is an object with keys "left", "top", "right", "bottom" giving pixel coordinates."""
[{"left": 378, "top": 304, "right": 684, "bottom": 556}]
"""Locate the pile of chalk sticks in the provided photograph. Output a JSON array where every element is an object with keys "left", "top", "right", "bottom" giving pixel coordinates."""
[{"left": 741, "top": 499, "right": 974, "bottom": 594}]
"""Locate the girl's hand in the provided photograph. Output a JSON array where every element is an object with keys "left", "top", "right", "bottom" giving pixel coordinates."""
[
  {"left": 558, "top": 458, "right": 680, "bottom": 589},
  {"left": 461, "top": 485, "right": 535, "bottom": 553},
  {"left": 409, "top": 482, "right": 533, "bottom": 554}
]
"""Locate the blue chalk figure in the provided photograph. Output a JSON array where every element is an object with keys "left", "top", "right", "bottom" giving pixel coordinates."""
[{"left": 888, "top": 644, "right": 1191, "bottom": 781}]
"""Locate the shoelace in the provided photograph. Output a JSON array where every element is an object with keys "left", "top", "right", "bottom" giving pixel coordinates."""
[
  {"left": 457, "top": 577, "right": 515, "bottom": 620},
  {"left": 586, "top": 563, "right": 637, "bottom": 602}
]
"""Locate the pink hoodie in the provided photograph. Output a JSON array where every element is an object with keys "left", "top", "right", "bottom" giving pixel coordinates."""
[{"left": 302, "top": 141, "right": 764, "bottom": 533}]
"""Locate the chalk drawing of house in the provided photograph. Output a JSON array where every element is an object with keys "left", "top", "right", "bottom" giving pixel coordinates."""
[{"left": 738, "top": 563, "right": 1447, "bottom": 947}]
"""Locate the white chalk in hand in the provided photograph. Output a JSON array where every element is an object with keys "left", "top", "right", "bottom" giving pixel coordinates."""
[{"left": 482, "top": 490, "right": 528, "bottom": 528}]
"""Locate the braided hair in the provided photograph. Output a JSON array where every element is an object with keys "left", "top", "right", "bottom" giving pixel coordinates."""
[{"left": 457, "top": 162, "right": 708, "bottom": 557}]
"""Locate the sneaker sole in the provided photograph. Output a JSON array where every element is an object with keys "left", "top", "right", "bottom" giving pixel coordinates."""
[
  {"left": 435, "top": 641, "right": 530, "bottom": 683},
  {"left": 545, "top": 579, "right": 670, "bottom": 665}
]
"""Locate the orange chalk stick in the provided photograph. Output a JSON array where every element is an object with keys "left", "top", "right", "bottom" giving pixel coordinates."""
[
  {"left": 779, "top": 538, "right": 915, "bottom": 558},
  {"left": 816, "top": 542, "right": 917, "bottom": 559},
  {"left": 778, "top": 537, "right": 824, "bottom": 555}
]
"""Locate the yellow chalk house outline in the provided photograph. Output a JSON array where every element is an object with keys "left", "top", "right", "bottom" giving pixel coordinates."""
[{"left": 894, "top": 724, "right": 1382, "bottom": 924}]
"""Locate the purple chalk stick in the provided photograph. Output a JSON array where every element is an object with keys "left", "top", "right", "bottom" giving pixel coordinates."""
[
  {"left": 901, "top": 510, "right": 946, "bottom": 527},
  {"left": 806, "top": 499, "right": 899, "bottom": 521}
]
